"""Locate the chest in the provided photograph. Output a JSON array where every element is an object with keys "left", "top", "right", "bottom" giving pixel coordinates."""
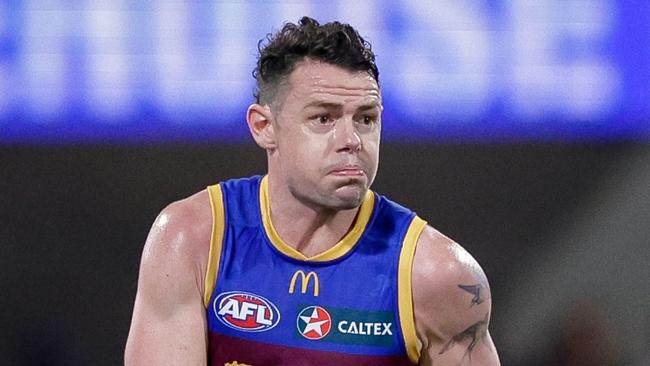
[{"left": 208, "top": 225, "right": 402, "bottom": 349}]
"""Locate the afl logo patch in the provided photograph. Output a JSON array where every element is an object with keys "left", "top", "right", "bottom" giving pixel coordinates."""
[
  {"left": 297, "top": 306, "right": 332, "bottom": 340},
  {"left": 214, "top": 291, "right": 280, "bottom": 332}
]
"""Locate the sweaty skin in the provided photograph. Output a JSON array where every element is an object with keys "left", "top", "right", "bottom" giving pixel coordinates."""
[{"left": 125, "top": 60, "right": 500, "bottom": 365}]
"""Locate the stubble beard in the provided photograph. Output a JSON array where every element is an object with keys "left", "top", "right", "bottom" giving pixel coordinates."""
[{"left": 289, "top": 177, "right": 367, "bottom": 212}]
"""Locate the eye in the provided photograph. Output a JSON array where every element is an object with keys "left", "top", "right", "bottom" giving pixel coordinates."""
[
  {"left": 361, "top": 115, "right": 377, "bottom": 125},
  {"left": 315, "top": 115, "right": 332, "bottom": 124}
]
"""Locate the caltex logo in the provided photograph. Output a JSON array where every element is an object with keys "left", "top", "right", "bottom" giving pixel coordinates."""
[{"left": 297, "top": 306, "right": 332, "bottom": 340}]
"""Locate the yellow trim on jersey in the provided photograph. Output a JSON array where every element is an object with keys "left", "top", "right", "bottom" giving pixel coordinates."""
[
  {"left": 259, "top": 175, "right": 375, "bottom": 262},
  {"left": 398, "top": 216, "right": 427, "bottom": 364},
  {"left": 204, "top": 184, "right": 226, "bottom": 308}
]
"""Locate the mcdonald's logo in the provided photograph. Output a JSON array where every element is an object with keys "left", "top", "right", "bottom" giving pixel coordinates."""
[{"left": 289, "top": 270, "right": 320, "bottom": 297}]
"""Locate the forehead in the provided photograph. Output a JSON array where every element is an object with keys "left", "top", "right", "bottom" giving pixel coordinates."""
[{"left": 284, "top": 60, "right": 381, "bottom": 106}]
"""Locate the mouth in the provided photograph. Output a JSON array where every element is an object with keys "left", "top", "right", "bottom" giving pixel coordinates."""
[{"left": 329, "top": 165, "right": 365, "bottom": 177}]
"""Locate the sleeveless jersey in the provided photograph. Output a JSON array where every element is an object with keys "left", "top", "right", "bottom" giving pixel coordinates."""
[{"left": 204, "top": 175, "right": 427, "bottom": 366}]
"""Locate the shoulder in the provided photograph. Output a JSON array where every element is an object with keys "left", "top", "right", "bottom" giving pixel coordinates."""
[
  {"left": 138, "top": 189, "right": 214, "bottom": 300},
  {"left": 145, "top": 189, "right": 213, "bottom": 258},
  {"left": 412, "top": 226, "right": 489, "bottom": 303},
  {"left": 411, "top": 225, "right": 492, "bottom": 347}
]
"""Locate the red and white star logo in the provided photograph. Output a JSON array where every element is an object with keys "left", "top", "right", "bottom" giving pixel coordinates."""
[{"left": 297, "top": 306, "right": 332, "bottom": 340}]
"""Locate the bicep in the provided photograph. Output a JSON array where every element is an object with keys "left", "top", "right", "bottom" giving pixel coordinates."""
[
  {"left": 125, "top": 208, "right": 209, "bottom": 365},
  {"left": 421, "top": 328, "right": 499, "bottom": 366},
  {"left": 126, "top": 291, "right": 207, "bottom": 365}
]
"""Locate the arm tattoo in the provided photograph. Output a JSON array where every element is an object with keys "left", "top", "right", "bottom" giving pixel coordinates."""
[
  {"left": 458, "top": 284, "right": 489, "bottom": 307},
  {"left": 439, "top": 313, "right": 491, "bottom": 359}
]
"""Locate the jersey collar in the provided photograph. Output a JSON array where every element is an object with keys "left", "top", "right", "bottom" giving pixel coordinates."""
[{"left": 259, "top": 175, "right": 375, "bottom": 262}]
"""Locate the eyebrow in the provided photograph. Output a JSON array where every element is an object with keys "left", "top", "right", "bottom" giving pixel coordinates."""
[
  {"left": 303, "top": 100, "right": 382, "bottom": 112},
  {"left": 303, "top": 101, "right": 342, "bottom": 110},
  {"left": 356, "top": 103, "right": 382, "bottom": 112}
]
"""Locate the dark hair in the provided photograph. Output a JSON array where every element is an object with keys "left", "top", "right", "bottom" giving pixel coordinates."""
[{"left": 253, "top": 16, "right": 379, "bottom": 105}]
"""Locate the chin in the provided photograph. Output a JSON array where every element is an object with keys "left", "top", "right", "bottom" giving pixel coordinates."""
[
  {"left": 332, "top": 198, "right": 363, "bottom": 211},
  {"left": 331, "top": 186, "right": 366, "bottom": 209}
]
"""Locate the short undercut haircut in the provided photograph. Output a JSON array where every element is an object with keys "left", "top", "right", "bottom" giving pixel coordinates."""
[{"left": 253, "top": 16, "right": 379, "bottom": 106}]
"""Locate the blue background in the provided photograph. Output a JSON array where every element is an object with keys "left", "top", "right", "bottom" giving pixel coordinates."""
[{"left": 1, "top": 0, "right": 648, "bottom": 144}]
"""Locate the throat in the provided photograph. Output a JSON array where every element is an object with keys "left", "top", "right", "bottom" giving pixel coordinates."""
[
  {"left": 260, "top": 175, "right": 372, "bottom": 260},
  {"left": 279, "top": 208, "right": 359, "bottom": 257}
]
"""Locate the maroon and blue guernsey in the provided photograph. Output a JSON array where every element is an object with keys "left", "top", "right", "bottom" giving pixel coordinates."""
[{"left": 204, "top": 175, "right": 427, "bottom": 366}]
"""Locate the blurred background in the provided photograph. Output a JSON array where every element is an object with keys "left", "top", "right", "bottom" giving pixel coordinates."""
[{"left": 1, "top": 1, "right": 648, "bottom": 365}]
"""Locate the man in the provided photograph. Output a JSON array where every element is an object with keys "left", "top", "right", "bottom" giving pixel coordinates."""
[{"left": 125, "top": 17, "right": 500, "bottom": 365}]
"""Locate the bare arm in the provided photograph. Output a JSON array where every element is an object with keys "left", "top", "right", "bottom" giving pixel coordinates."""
[
  {"left": 412, "top": 226, "right": 500, "bottom": 366},
  {"left": 125, "top": 192, "right": 212, "bottom": 365}
]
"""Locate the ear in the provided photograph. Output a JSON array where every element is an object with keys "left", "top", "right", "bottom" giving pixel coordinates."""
[{"left": 246, "top": 103, "right": 277, "bottom": 150}]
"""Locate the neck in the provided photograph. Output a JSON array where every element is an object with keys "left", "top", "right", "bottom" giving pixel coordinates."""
[{"left": 266, "top": 175, "right": 361, "bottom": 258}]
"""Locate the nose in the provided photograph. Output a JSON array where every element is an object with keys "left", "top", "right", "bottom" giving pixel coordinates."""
[{"left": 334, "top": 118, "right": 362, "bottom": 153}]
